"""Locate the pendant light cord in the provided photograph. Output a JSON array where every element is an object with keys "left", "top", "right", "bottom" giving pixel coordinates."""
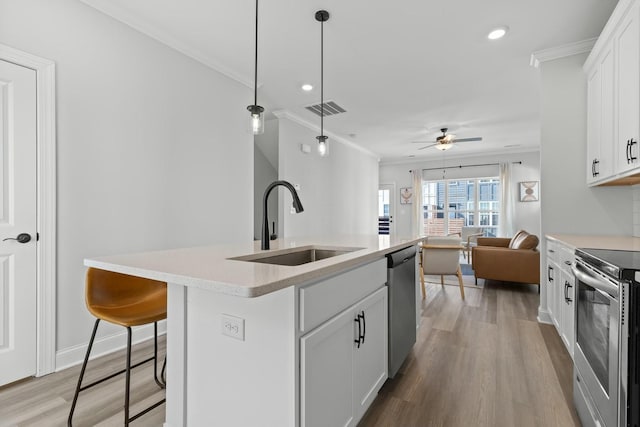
[
  {"left": 254, "top": 0, "right": 259, "bottom": 106},
  {"left": 320, "top": 17, "right": 324, "bottom": 137}
]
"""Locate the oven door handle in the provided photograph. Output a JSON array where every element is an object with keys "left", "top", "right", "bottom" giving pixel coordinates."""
[{"left": 571, "top": 263, "right": 618, "bottom": 298}]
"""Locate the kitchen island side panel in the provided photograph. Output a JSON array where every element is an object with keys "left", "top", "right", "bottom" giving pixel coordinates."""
[{"left": 185, "top": 285, "right": 297, "bottom": 426}]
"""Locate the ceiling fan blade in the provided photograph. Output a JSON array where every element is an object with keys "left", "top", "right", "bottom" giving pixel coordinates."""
[
  {"left": 417, "top": 143, "right": 437, "bottom": 150},
  {"left": 453, "top": 137, "right": 483, "bottom": 143}
]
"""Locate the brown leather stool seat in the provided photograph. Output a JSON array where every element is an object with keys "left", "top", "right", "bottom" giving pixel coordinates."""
[{"left": 68, "top": 268, "right": 167, "bottom": 426}]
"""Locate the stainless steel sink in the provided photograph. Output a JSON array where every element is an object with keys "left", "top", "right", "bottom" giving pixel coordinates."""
[{"left": 229, "top": 246, "right": 364, "bottom": 266}]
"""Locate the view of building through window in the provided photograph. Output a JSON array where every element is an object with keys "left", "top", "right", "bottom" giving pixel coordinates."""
[{"left": 422, "top": 177, "right": 500, "bottom": 236}]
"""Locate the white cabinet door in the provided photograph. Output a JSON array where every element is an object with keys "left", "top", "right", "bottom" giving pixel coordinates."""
[
  {"left": 587, "top": 45, "right": 615, "bottom": 184},
  {"left": 547, "top": 257, "right": 560, "bottom": 324},
  {"left": 599, "top": 47, "right": 615, "bottom": 179},
  {"left": 587, "top": 64, "right": 602, "bottom": 183},
  {"left": 559, "top": 271, "right": 576, "bottom": 357},
  {"left": 548, "top": 260, "right": 562, "bottom": 329},
  {"left": 353, "top": 287, "right": 388, "bottom": 422},
  {"left": 300, "top": 307, "right": 355, "bottom": 427},
  {"left": 616, "top": 2, "right": 640, "bottom": 173}
]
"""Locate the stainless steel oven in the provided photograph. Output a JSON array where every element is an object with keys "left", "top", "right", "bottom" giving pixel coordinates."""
[
  {"left": 573, "top": 258, "right": 622, "bottom": 427},
  {"left": 573, "top": 248, "right": 640, "bottom": 427}
]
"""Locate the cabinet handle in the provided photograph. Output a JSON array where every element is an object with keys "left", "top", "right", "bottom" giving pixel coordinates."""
[
  {"left": 593, "top": 159, "right": 599, "bottom": 176},
  {"left": 359, "top": 311, "right": 366, "bottom": 344},
  {"left": 630, "top": 139, "right": 637, "bottom": 162},
  {"left": 591, "top": 159, "right": 595, "bottom": 177},
  {"left": 627, "top": 140, "right": 632, "bottom": 164},
  {"left": 566, "top": 282, "right": 573, "bottom": 303},
  {"left": 548, "top": 266, "right": 553, "bottom": 282},
  {"left": 564, "top": 281, "right": 568, "bottom": 302},
  {"left": 354, "top": 315, "right": 362, "bottom": 348},
  {"left": 564, "top": 260, "right": 572, "bottom": 266},
  {"left": 548, "top": 249, "right": 555, "bottom": 253}
]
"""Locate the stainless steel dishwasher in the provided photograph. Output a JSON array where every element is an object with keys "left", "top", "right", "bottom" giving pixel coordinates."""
[{"left": 386, "top": 245, "right": 417, "bottom": 378}]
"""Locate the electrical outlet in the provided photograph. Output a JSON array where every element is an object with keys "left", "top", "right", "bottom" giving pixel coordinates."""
[{"left": 221, "top": 314, "right": 245, "bottom": 340}]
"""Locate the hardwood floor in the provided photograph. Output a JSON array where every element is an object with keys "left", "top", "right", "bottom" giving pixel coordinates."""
[
  {"left": 0, "top": 278, "right": 578, "bottom": 427},
  {"left": 359, "top": 279, "right": 580, "bottom": 427},
  {"left": 0, "top": 339, "right": 166, "bottom": 426}
]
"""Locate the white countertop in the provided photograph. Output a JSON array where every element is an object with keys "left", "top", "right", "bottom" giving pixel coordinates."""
[
  {"left": 547, "top": 233, "right": 640, "bottom": 251},
  {"left": 84, "top": 235, "right": 423, "bottom": 297}
]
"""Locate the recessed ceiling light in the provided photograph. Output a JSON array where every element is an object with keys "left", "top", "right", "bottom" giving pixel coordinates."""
[
  {"left": 301, "top": 84, "right": 313, "bottom": 91},
  {"left": 488, "top": 26, "right": 509, "bottom": 40}
]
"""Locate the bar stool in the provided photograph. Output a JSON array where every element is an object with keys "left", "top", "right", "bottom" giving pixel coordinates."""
[{"left": 68, "top": 268, "right": 167, "bottom": 426}]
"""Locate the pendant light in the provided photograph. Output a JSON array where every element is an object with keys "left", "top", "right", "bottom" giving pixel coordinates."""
[
  {"left": 247, "top": 0, "right": 264, "bottom": 135},
  {"left": 315, "top": 10, "right": 329, "bottom": 156}
]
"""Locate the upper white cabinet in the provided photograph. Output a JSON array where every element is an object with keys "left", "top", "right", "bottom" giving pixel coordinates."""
[
  {"left": 584, "top": 0, "right": 640, "bottom": 185},
  {"left": 586, "top": 46, "right": 614, "bottom": 184},
  {"left": 616, "top": 2, "right": 640, "bottom": 173}
]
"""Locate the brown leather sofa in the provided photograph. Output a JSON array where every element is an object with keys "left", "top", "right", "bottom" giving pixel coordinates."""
[{"left": 471, "top": 230, "right": 540, "bottom": 286}]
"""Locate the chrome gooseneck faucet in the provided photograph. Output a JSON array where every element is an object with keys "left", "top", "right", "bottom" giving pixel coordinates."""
[{"left": 262, "top": 180, "right": 304, "bottom": 250}]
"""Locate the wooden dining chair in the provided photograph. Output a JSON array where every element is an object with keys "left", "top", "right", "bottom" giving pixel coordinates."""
[{"left": 419, "top": 236, "right": 465, "bottom": 300}]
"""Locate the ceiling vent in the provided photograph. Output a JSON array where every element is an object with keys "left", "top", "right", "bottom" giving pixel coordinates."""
[{"left": 305, "top": 101, "right": 346, "bottom": 117}]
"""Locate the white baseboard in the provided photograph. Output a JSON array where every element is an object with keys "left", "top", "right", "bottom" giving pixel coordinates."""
[
  {"left": 55, "top": 320, "right": 167, "bottom": 372},
  {"left": 537, "top": 308, "right": 553, "bottom": 324}
]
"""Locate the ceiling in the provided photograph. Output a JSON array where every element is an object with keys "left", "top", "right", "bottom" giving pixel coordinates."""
[{"left": 80, "top": 0, "right": 618, "bottom": 162}]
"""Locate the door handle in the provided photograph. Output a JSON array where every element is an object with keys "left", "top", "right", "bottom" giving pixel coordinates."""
[{"left": 3, "top": 233, "right": 31, "bottom": 243}]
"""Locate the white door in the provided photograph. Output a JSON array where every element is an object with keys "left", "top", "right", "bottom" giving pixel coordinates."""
[
  {"left": 0, "top": 60, "right": 37, "bottom": 386},
  {"left": 378, "top": 184, "right": 395, "bottom": 238}
]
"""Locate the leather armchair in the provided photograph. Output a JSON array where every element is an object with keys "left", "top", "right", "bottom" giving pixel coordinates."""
[{"left": 471, "top": 231, "right": 540, "bottom": 286}]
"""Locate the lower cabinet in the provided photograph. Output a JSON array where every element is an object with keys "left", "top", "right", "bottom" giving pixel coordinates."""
[
  {"left": 300, "top": 287, "right": 388, "bottom": 427},
  {"left": 545, "top": 237, "right": 576, "bottom": 358}
]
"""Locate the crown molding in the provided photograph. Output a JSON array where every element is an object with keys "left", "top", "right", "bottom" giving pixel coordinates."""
[
  {"left": 530, "top": 38, "right": 597, "bottom": 68},
  {"left": 272, "top": 110, "right": 380, "bottom": 160},
  {"left": 79, "top": 0, "right": 254, "bottom": 89}
]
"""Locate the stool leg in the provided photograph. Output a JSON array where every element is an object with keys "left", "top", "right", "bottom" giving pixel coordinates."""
[
  {"left": 68, "top": 319, "right": 100, "bottom": 427},
  {"left": 153, "top": 322, "right": 165, "bottom": 389},
  {"left": 125, "top": 326, "right": 132, "bottom": 426}
]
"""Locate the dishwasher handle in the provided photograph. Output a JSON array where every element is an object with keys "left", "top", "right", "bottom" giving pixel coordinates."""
[{"left": 387, "top": 246, "right": 417, "bottom": 268}]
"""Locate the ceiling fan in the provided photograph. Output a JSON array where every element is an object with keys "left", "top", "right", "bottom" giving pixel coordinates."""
[{"left": 412, "top": 128, "right": 483, "bottom": 151}]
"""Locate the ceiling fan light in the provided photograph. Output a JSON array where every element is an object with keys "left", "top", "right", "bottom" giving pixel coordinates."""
[{"left": 435, "top": 143, "right": 453, "bottom": 151}]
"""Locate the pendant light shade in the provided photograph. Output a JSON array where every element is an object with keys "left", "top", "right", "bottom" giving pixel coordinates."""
[
  {"left": 247, "top": 0, "right": 264, "bottom": 135},
  {"left": 315, "top": 10, "right": 330, "bottom": 156}
]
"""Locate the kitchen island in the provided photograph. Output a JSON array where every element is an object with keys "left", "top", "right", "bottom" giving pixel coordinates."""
[{"left": 85, "top": 235, "right": 422, "bottom": 427}]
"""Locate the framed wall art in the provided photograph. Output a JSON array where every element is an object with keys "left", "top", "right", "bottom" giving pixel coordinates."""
[
  {"left": 519, "top": 181, "right": 539, "bottom": 202},
  {"left": 400, "top": 187, "right": 413, "bottom": 204}
]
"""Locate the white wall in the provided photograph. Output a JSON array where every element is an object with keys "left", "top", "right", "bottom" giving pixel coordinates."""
[
  {"left": 254, "top": 120, "right": 279, "bottom": 240},
  {"left": 379, "top": 151, "right": 542, "bottom": 238},
  {"left": 278, "top": 118, "right": 379, "bottom": 238},
  {"left": 1, "top": 0, "right": 253, "bottom": 355},
  {"left": 540, "top": 53, "right": 632, "bottom": 237}
]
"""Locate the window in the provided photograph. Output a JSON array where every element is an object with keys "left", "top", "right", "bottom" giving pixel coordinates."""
[{"left": 421, "top": 177, "right": 500, "bottom": 237}]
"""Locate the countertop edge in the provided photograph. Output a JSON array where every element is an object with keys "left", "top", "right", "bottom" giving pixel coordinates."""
[{"left": 84, "top": 237, "right": 423, "bottom": 298}]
